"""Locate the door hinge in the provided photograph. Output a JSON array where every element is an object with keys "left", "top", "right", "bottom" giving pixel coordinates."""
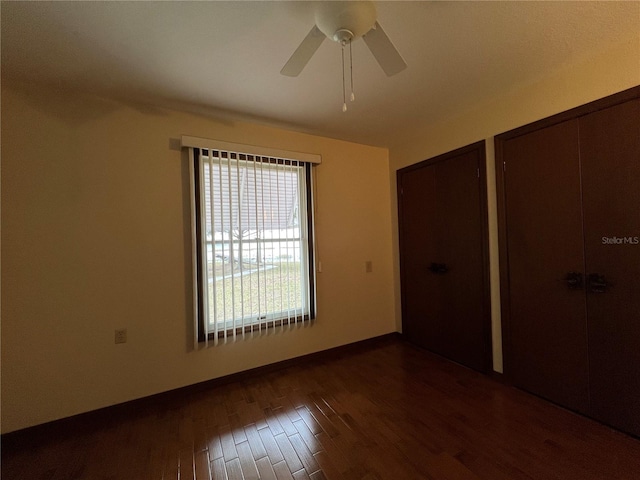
[
  {"left": 503, "top": 161, "right": 506, "bottom": 172},
  {"left": 477, "top": 168, "right": 480, "bottom": 178}
]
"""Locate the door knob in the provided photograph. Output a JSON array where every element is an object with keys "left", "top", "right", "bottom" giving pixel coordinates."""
[
  {"left": 429, "top": 262, "right": 449, "bottom": 274},
  {"left": 565, "top": 272, "right": 583, "bottom": 289},
  {"left": 588, "top": 273, "right": 608, "bottom": 293}
]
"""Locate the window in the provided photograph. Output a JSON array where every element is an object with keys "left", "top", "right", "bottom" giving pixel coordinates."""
[{"left": 186, "top": 138, "right": 318, "bottom": 344}]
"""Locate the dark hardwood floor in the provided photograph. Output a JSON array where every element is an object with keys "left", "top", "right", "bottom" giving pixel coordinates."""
[{"left": 3, "top": 337, "right": 640, "bottom": 479}]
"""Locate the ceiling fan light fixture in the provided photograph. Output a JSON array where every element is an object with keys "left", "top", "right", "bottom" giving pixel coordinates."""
[
  {"left": 281, "top": 1, "right": 407, "bottom": 110},
  {"left": 315, "top": 1, "right": 377, "bottom": 42}
]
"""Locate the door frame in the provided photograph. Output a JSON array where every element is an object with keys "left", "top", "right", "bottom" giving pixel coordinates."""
[
  {"left": 494, "top": 86, "right": 640, "bottom": 382},
  {"left": 397, "top": 140, "right": 492, "bottom": 373}
]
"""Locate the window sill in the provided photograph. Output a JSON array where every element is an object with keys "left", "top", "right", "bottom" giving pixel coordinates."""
[{"left": 201, "top": 314, "right": 312, "bottom": 342}]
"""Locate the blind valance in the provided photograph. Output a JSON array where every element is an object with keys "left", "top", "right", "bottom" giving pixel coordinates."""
[{"left": 181, "top": 135, "right": 322, "bottom": 165}]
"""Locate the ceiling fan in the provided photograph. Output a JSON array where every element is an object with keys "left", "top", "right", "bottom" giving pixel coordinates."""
[{"left": 280, "top": 1, "right": 407, "bottom": 78}]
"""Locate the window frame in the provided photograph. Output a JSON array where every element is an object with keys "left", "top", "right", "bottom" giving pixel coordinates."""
[{"left": 190, "top": 146, "right": 316, "bottom": 344}]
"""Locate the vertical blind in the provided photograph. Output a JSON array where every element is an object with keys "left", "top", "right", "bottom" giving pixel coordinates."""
[{"left": 193, "top": 147, "right": 315, "bottom": 345}]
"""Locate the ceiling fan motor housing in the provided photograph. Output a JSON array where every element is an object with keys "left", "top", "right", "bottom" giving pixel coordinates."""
[{"left": 315, "top": 1, "right": 377, "bottom": 43}]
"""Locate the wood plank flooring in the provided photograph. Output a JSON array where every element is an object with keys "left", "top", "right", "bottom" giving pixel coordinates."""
[{"left": 3, "top": 338, "right": 640, "bottom": 479}]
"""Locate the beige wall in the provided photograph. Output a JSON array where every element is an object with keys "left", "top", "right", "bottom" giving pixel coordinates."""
[
  {"left": 389, "top": 37, "right": 640, "bottom": 373},
  {"left": 1, "top": 83, "right": 396, "bottom": 433}
]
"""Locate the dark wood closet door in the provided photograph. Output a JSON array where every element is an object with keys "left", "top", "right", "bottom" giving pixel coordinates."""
[
  {"left": 433, "top": 151, "right": 488, "bottom": 371},
  {"left": 502, "top": 120, "right": 590, "bottom": 413},
  {"left": 399, "top": 164, "right": 441, "bottom": 349},
  {"left": 580, "top": 98, "right": 640, "bottom": 436},
  {"left": 399, "top": 144, "right": 489, "bottom": 372}
]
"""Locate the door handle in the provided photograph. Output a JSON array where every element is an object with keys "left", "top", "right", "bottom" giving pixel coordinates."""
[
  {"left": 565, "top": 272, "right": 583, "bottom": 290},
  {"left": 429, "top": 262, "right": 449, "bottom": 274},
  {"left": 588, "top": 273, "right": 608, "bottom": 293}
]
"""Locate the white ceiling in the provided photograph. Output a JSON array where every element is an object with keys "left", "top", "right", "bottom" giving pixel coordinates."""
[{"left": 2, "top": 1, "right": 639, "bottom": 148}]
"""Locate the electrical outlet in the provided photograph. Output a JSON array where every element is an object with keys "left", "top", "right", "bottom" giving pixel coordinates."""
[
  {"left": 365, "top": 260, "right": 373, "bottom": 273},
  {"left": 115, "top": 329, "right": 127, "bottom": 344}
]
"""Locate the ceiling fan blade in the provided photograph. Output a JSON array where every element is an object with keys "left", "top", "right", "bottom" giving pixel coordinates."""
[
  {"left": 281, "top": 25, "right": 326, "bottom": 77},
  {"left": 362, "top": 21, "right": 407, "bottom": 76}
]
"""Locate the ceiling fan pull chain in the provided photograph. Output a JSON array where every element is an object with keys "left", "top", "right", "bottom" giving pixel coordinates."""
[
  {"left": 349, "top": 39, "right": 355, "bottom": 102},
  {"left": 342, "top": 43, "right": 347, "bottom": 112}
]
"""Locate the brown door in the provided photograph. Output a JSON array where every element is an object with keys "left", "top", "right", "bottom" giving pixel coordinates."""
[
  {"left": 580, "top": 98, "right": 640, "bottom": 436},
  {"left": 399, "top": 163, "right": 441, "bottom": 351},
  {"left": 502, "top": 119, "right": 590, "bottom": 413},
  {"left": 398, "top": 143, "right": 490, "bottom": 372}
]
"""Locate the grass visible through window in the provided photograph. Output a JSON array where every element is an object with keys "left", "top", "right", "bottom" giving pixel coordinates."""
[{"left": 207, "top": 260, "right": 302, "bottom": 326}]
